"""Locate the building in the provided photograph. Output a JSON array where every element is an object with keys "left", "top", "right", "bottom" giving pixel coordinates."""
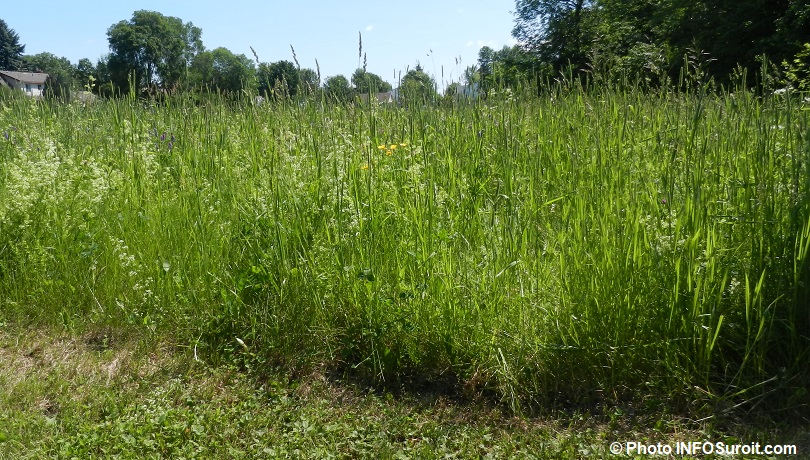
[
  {"left": 0, "top": 70, "right": 49, "bottom": 97},
  {"left": 357, "top": 91, "right": 397, "bottom": 104}
]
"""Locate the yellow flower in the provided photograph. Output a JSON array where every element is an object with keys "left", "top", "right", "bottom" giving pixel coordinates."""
[
  {"left": 386, "top": 149, "right": 393, "bottom": 156},
  {"left": 400, "top": 142, "right": 407, "bottom": 147},
  {"left": 361, "top": 163, "right": 369, "bottom": 170},
  {"left": 377, "top": 144, "right": 386, "bottom": 150},
  {"left": 390, "top": 144, "right": 397, "bottom": 150}
]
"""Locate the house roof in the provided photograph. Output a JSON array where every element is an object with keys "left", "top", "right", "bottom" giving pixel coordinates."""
[{"left": 0, "top": 70, "right": 49, "bottom": 85}]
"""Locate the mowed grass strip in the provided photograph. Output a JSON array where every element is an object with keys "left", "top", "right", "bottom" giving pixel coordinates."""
[{"left": 2, "top": 328, "right": 807, "bottom": 459}]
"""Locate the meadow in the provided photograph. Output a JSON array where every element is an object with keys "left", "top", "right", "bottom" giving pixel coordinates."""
[{"left": 1, "top": 81, "right": 808, "bottom": 424}]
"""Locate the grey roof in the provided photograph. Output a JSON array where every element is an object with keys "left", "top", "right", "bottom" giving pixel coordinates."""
[{"left": 0, "top": 70, "right": 49, "bottom": 84}]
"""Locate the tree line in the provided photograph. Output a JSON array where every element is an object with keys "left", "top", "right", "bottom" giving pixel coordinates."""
[
  {"left": 475, "top": 0, "right": 810, "bottom": 92},
  {"left": 1, "top": 12, "right": 441, "bottom": 103},
  {"left": 5, "top": 3, "right": 807, "bottom": 102}
]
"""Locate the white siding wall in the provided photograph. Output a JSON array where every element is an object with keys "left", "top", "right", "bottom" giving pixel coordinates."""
[{"left": 4, "top": 78, "right": 44, "bottom": 97}]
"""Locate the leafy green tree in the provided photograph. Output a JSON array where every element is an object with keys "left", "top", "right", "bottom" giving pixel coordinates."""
[
  {"left": 0, "top": 18, "right": 25, "bottom": 70},
  {"left": 106, "top": 10, "right": 203, "bottom": 93},
  {"left": 92, "top": 55, "right": 115, "bottom": 97},
  {"left": 477, "top": 45, "right": 542, "bottom": 91},
  {"left": 323, "top": 74, "right": 353, "bottom": 102},
  {"left": 513, "top": 0, "right": 594, "bottom": 71},
  {"left": 257, "top": 60, "right": 300, "bottom": 98},
  {"left": 351, "top": 68, "right": 392, "bottom": 93},
  {"left": 783, "top": 42, "right": 810, "bottom": 91},
  {"left": 399, "top": 64, "right": 436, "bottom": 104},
  {"left": 23, "top": 52, "right": 76, "bottom": 99},
  {"left": 511, "top": 0, "right": 810, "bottom": 86},
  {"left": 188, "top": 47, "right": 254, "bottom": 94},
  {"left": 75, "top": 58, "right": 96, "bottom": 90},
  {"left": 298, "top": 68, "right": 318, "bottom": 95},
  {"left": 463, "top": 65, "right": 480, "bottom": 86}
]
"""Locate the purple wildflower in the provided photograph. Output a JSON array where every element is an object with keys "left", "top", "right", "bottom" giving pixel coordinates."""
[
  {"left": 661, "top": 198, "right": 668, "bottom": 205},
  {"left": 161, "top": 132, "right": 166, "bottom": 141},
  {"left": 168, "top": 141, "right": 173, "bottom": 151},
  {"left": 477, "top": 130, "right": 483, "bottom": 138},
  {"left": 3, "top": 131, "right": 7, "bottom": 140}
]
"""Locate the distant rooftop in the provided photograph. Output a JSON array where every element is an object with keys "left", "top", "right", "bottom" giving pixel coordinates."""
[{"left": 0, "top": 70, "right": 49, "bottom": 84}]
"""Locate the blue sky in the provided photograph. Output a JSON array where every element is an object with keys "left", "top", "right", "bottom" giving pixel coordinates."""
[{"left": 4, "top": 1, "right": 516, "bottom": 89}]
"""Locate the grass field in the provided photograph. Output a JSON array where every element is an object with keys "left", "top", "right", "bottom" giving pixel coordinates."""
[{"left": 1, "top": 83, "right": 809, "bottom": 455}]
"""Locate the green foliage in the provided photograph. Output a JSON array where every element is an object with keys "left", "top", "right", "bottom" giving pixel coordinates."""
[
  {"left": 0, "top": 18, "right": 25, "bottom": 70},
  {"left": 513, "top": 0, "right": 593, "bottom": 71},
  {"left": 323, "top": 74, "right": 353, "bottom": 102},
  {"left": 478, "top": 45, "right": 542, "bottom": 92},
  {"left": 351, "top": 68, "right": 392, "bottom": 94},
  {"left": 399, "top": 64, "right": 436, "bottom": 105},
  {"left": 511, "top": 0, "right": 810, "bottom": 88},
  {"left": 783, "top": 43, "right": 810, "bottom": 91},
  {"left": 75, "top": 58, "right": 96, "bottom": 90},
  {"left": 188, "top": 47, "right": 255, "bottom": 95},
  {"left": 0, "top": 86, "right": 808, "bottom": 416},
  {"left": 106, "top": 10, "right": 203, "bottom": 93},
  {"left": 298, "top": 68, "right": 319, "bottom": 96},
  {"left": 23, "top": 52, "right": 75, "bottom": 99},
  {"left": 257, "top": 60, "right": 300, "bottom": 98}
]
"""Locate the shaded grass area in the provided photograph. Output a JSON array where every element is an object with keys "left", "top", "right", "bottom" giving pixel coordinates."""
[{"left": 1, "top": 327, "right": 807, "bottom": 459}]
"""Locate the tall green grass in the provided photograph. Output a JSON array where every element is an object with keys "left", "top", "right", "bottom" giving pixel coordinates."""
[{"left": 1, "top": 85, "right": 808, "bottom": 414}]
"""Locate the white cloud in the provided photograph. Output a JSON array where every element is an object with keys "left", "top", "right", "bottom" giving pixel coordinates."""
[
  {"left": 466, "top": 41, "right": 473, "bottom": 47},
  {"left": 365, "top": 24, "right": 374, "bottom": 31}
]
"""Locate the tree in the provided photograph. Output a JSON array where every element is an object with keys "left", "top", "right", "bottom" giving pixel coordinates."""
[
  {"left": 513, "top": 0, "right": 595, "bottom": 71},
  {"left": 257, "top": 60, "right": 300, "bottom": 98},
  {"left": 399, "top": 64, "right": 436, "bottom": 104},
  {"left": 106, "top": 10, "right": 203, "bottom": 93},
  {"left": 512, "top": 0, "right": 810, "bottom": 87},
  {"left": 188, "top": 47, "right": 254, "bottom": 94},
  {"left": 24, "top": 52, "right": 76, "bottom": 99},
  {"left": 476, "top": 45, "right": 541, "bottom": 92},
  {"left": 298, "top": 68, "right": 318, "bottom": 95},
  {"left": 323, "top": 74, "right": 353, "bottom": 102},
  {"left": 92, "top": 55, "right": 116, "bottom": 97},
  {"left": 463, "top": 65, "right": 480, "bottom": 86},
  {"left": 351, "top": 68, "right": 392, "bottom": 93},
  {"left": 0, "top": 19, "right": 25, "bottom": 70},
  {"left": 75, "top": 58, "right": 96, "bottom": 90}
]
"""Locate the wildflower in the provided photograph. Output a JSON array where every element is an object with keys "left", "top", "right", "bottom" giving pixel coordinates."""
[
  {"left": 390, "top": 144, "right": 397, "bottom": 150},
  {"left": 2, "top": 131, "right": 7, "bottom": 140},
  {"left": 168, "top": 141, "right": 173, "bottom": 151},
  {"left": 661, "top": 198, "right": 667, "bottom": 205},
  {"left": 377, "top": 144, "right": 386, "bottom": 150},
  {"left": 361, "top": 163, "right": 369, "bottom": 170},
  {"left": 161, "top": 132, "right": 166, "bottom": 141},
  {"left": 400, "top": 142, "right": 407, "bottom": 147}
]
